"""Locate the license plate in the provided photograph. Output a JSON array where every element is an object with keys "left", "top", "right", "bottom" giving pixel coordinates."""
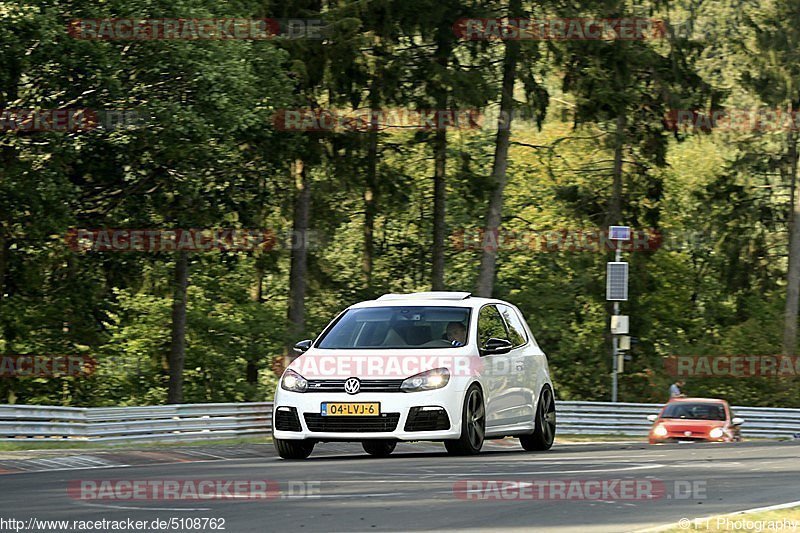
[{"left": 321, "top": 402, "right": 380, "bottom": 416}]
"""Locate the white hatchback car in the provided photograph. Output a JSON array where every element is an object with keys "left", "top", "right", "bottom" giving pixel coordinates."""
[{"left": 272, "top": 292, "right": 556, "bottom": 459}]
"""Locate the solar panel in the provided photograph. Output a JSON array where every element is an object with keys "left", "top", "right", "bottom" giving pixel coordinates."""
[
  {"left": 609, "top": 225, "right": 631, "bottom": 241},
  {"left": 606, "top": 262, "right": 628, "bottom": 301}
]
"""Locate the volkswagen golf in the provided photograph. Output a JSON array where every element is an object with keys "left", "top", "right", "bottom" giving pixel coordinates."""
[{"left": 272, "top": 291, "right": 557, "bottom": 459}]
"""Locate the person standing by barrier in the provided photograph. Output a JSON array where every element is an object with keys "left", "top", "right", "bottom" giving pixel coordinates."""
[{"left": 669, "top": 380, "right": 685, "bottom": 399}]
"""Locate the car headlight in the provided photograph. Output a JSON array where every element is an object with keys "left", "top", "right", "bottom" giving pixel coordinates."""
[
  {"left": 401, "top": 368, "right": 450, "bottom": 392},
  {"left": 709, "top": 427, "right": 724, "bottom": 439},
  {"left": 653, "top": 424, "right": 668, "bottom": 437},
  {"left": 281, "top": 369, "right": 308, "bottom": 393}
]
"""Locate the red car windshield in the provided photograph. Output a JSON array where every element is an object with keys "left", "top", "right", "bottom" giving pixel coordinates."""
[{"left": 661, "top": 402, "right": 726, "bottom": 421}]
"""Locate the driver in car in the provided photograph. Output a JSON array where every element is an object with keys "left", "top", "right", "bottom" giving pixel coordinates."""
[{"left": 446, "top": 321, "right": 467, "bottom": 347}]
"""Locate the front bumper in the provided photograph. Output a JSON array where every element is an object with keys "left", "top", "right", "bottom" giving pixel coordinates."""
[
  {"left": 649, "top": 433, "right": 731, "bottom": 444},
  {"left": 273, "top": 387, "right": 465, "bottom": 441}
]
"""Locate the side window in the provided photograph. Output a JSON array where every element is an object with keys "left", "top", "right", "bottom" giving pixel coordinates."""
[
  {"left": 477, "top": 305, "right": 509, "bottom": 347},
  {"left": 499, "top": 305, "right": 527, "bottom": 348}
]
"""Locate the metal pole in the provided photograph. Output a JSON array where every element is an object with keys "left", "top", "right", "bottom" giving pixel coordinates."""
[
  {"left": 612, "top": 246, "right": 622, "bottom": 402},
  {"left": 612, "top": 301, "right": 619, "bottom": 402}
]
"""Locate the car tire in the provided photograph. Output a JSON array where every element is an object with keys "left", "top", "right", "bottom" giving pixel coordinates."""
[
  {"left": 362, "top": 440, "right": 397, "bottom": 457},
  {"left": 520, "top": 386, "right": 556, "bottom": 451},
  {"left": 274, "top": 438, "right": 315, "bottom": 459},
  {"left": 445, "top": 385, "right": 485, "bottom": 456}
]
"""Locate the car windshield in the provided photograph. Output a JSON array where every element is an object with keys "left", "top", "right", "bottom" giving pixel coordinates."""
[
  {"left": 316, "top": 306, "right": 471, "bottom": 349},
  {"left": 661, "top": 402, "right": 726, "bottom": 421}
]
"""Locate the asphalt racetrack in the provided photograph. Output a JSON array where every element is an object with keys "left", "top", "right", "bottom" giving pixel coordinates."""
[{"left": 0, "top": 440, "right": 798, "bottom": 532}]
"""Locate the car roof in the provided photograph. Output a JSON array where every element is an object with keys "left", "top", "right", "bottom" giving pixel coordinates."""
[
  {"left": 667, "top": 397, "right": 728, "bottom": 404},
  {"left": 349, "top": 292, "right": 509, "bottom": 310}
]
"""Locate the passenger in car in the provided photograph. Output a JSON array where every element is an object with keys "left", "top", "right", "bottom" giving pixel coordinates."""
[{"left": 446, "top": 322, "right": 467, "bottom": 347}]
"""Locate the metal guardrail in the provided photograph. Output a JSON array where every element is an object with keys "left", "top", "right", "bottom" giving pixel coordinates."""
[
  {"left": 557, "top": 401, "right": 800, "bottom": 439},
  {"left": 0, "top": 403, "right": 273, "bottom": 443},
  {"left": 0, "top": 401, "right": 798, "bottom": 443}
]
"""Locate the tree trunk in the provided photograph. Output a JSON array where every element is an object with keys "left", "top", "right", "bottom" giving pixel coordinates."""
[
  {"left": 286, "top": 158, "right": 310, "bottom": 364},
  {"left": 0, "top": 232, "right": 6, "bottom": 306},
  {"left": 364, "top": 73, "right": 380, "bottom": 288},
  {"left": 475, "top": 0, "right": 521, "bottom": 298},
  {"left": 246, "top": 360, "right": 259, "bottom": 388},
  {"left": 246, "top": 259, "right": 265, "bottom": 390},
  {"left": 167, "top": 251, "right": 189, "bottom": 404},
  {"left": 364, "top": 134, "right": 377, "bottom": 287},
  {"left": 783, "top": 124, "right": 800, "bottom": 356},
  {"left": 0, "top": 119, "right": 13, "bottom": 406},
  {"left": 0, "top": 64, "right": 17, "bottom": 309},
  {"left": 251, "top": 260, "right": 264, "bottom": 304},
  {"left": 432, "top": 129, "right": 447, "bottom": 290},
  {"left": 606, "top": 113, "right": 626, "bottom": 228},
  {"left": 431, "top": 34, "right": 452, "bottom": 291},
  {"left": 431, "top": 35, "right": 452, "bottom": 291}
]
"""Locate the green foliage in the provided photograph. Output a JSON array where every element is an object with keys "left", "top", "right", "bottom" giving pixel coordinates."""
[{"left": 0, "top": 0, "right": 798, "bottom": 408}]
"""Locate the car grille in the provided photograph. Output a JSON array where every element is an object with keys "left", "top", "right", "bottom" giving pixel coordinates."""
[
  {"left": 274, "top": 407, "right": 302, "bottom": 431},
  {"left": 305, "top": 379, "right": 404, "bottom": 393},
  {"left": 667, "top": 434, "right": 707, "bottom": 440},
  {"left": 303, "top": 413, "right": 401, "bottom": 432},
  {"left": 404, "top": 407, "right": 450, "bottom": 431}
]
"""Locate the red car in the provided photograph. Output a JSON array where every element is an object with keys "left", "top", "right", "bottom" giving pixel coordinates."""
[{"left": 647, "top": 397, "right": 744, "bottom": 444}]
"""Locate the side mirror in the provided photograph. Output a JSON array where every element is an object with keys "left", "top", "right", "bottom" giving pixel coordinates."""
[
  {"left": 293, "top": 340, "right": 313, "bottom": 354},
  {"left": 481, "top": 338, "right": 513, "bottom": 355},
  {"left": 731, "top": 417, "right": 744, "bottom": 426},
  {"left": 647, "top": 414, "right": 658, "bottom": 423}
]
